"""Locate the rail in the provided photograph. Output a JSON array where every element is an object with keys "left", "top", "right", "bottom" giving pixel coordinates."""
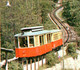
[{"left": 50, "top": 6, "right": 71, "bottom": 44}]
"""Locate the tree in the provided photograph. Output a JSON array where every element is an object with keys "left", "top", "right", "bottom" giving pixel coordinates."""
[
  {"left": 40, "top": 0, "right": 53, "bottom": 23},
  {"left": 62, "top": 1, "right": 71, "bottom": 19},
  {"left": 62, "top": 0, "right": 80, "bottom": 26}
]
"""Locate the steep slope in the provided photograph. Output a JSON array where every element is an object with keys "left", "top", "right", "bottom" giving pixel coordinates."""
[{"left": 0, "top": 0, "right": 57, "bottom": 60}]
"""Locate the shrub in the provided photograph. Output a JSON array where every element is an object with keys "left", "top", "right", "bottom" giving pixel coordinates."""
[
  {"left": 45, "top": 51, "right": 59, "bottom": 67},
  {"left": 77, "top": 40, "right": 80, "bottom": 50},
  {"left": 8, "top": 61, "right": 23, "bottom": 70},
  {"left": 52, "top": 0, "right": 58, "bottom": 3},
  {"left": 66, "top": 43, "right": 78, "bottom": 59},
  {"left": 77, "top": 47, "right": 80, "bottom": 50},
  {"left": 77, "top": 40, "right": 80, "bottom": 47}
]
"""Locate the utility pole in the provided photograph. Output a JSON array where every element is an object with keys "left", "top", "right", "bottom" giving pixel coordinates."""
[
  {"left": 0, "top": 8, "right": 1, "bottom": 62},
  {"left": 0, "top": 1, "right": 2, "bottom": 62},
  {"left": 61, "top": 26, "right": 64, "bottom": 70}
]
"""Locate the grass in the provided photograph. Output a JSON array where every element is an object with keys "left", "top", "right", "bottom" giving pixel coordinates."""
[
  {"left": 39, "top": 65, "right": 48, "bottom": 70},
  {"left": 57, "top": 9, "right": 64, "bottom": 21},
  {"left": 43, "top": 15, "right": 57, "bottom": 30},
  {"left": 74, "top": 26, "right": 80, "bottom": 36}
]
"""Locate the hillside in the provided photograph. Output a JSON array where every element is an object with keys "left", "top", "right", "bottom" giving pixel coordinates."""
[
  {"left": 1, "top": 0, "right": 80, "bottom": 70},
  {"left": 62, "top": 0, "right": 80, "bottom": 36},
  {"left": 0, "top": 0, "right": 57, "bottom": 60}
]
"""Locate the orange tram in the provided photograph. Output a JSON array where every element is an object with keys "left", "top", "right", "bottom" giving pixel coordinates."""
[{"left": 15, "top": 26, "right": 63, "bottom": 58}]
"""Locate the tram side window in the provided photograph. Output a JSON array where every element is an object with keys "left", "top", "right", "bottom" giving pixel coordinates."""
[
  {"left": 15, "top": 37, "right": 18, "bottom": 48},
  {"left": 47, "top": 34, "right": 51, "bottom": 43},
  {"left": 39, "top": 35, "right": 44, "bottom": 46},
  {"left": 24, "top": 37, "right": 28, "bottom": 47},
  {"left": 29, "top": 36, "right": 34, "bottom": 47},
  {"left": 20, "top": 37, "right": 28, "bottom": 47},
  {"left": 53, "top": 34, "right": 58, "bottom": 40}
]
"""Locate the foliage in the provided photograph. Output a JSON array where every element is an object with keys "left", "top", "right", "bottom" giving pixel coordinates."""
[
  {"left": 43, "top": 17, "right": 57, "bottom": 29},
  {"left": 1, "top": 0, "right": 56, "bottom": 60},
  {"left": 77, "top": 47, "right": 80, "bottom": 50},
  {"left": 40, "top": 0, "right": 53, "bottom": 23},
  {"left": 77, "top": 40, "right": 80, "bottom": 47},
  {"left": 62, "top": 1, "right": 71, "bottom": 18},
  {"left": 52, "top": 0, "right": 58, "bottom": 3},
  {"left": 39, "top": 65, "right": 47, "bottom": 70},
  {"left": 66, "top": 43, "right": 78, "bottom": 59},
  {"left": 46, "top": 51, "right": 59, "bottom": 67},
  {"left": 8, "top": 61, "right": 23, "bottom": 70},
  {"left": 0, "top": 68, "right": 1, "bottom": 70},
  {"left": 77, "top": 40, "right": 80, "bottom": 50},
  {"left": 62, "top": 1, "right": 75, "bottom": 26},
  {"left": 1, "top": 61, "right": 23, "bottom": 70},
  {"left": 62, "top": 1, "right": 79, "bottom": 26},
  {"left": 74, "top": 26, "right": 80, "bottom": 36},
  {"left": 62, "top": 0, "right": 80, "bottom": 36}
]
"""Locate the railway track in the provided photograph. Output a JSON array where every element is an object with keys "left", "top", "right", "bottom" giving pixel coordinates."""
[{"left": 50, "top": 6, "right": 72, "bottom": 44}]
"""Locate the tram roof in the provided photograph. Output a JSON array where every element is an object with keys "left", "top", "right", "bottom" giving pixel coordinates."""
[
  {"left": 14, "top": 29, "right": 61, "bottom": 37},
  {"left": 21, "top": 26, "right": 43, "bottom": 31}
]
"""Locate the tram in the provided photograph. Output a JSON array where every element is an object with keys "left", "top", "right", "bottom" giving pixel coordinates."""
[{"left": 14, "top": 26, "right": 63, "bottom": 58}]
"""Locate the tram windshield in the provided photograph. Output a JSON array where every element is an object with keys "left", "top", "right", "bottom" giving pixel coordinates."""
[{"left": 20, "top": 37, "right": 28, "bottom": 47}]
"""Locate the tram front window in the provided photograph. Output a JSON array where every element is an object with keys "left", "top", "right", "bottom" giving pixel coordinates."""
[{"left": 20, "top": 37, "right": 28, "bottom": 47}]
